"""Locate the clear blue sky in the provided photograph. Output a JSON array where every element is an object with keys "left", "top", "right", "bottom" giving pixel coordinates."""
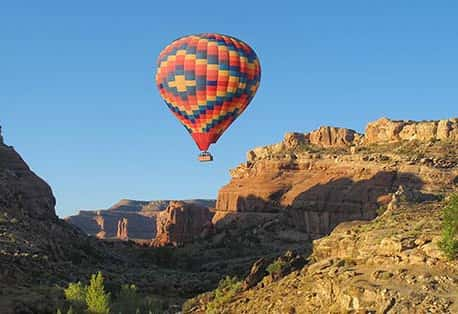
[{"left": 1, "top": 1, "right": 457, "bottom": 217}]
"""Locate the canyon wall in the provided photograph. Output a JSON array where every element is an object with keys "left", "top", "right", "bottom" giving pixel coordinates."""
[
  {"left": 65, "top": 199, "right": 215, "bottom": 240},
  {"left": 215, "top": 118, "right": 458, "bottom": 238}
]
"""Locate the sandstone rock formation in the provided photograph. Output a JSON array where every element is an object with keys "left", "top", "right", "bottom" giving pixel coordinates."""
[
  {"left": 117, "top": 217, "right": 128, "bottom": 240},
  {"left": 152, "top": 201, "right": 214, "bottom": 247},
  {"left": 365, "top": 117, "right": 458, "bottom": 144},
  {"left": 66, "top": 199, "right": 215, "bottom": 240},
  {"left": 94, "top": 212, "right": 106, "bottom": 239},
  {"left": 247, "top": 117, "right": 458, "bottom": 163},
  {"left": 216, "top": 117, "right": 457, "bottom": 238}
]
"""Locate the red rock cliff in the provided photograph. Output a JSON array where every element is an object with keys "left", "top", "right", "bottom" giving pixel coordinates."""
[
  {"left": 152, "top": 201, "right": 214, "bottom": 247},
  {"left": 216, "top": 118, "right": 458, "bottom": 238}
]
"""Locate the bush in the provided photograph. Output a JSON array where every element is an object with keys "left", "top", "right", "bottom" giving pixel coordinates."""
[
  {"left": 206, "top": 276, "right": 242, "bottom": 314},
  {"left": 439, "top": 194, "right": 458, "bottom": 260},
  {"left": 64, "top": 282, "right": 86, "bottom": 309},
  {"left": 266, "top": 259, "right": 287, "bottom": 275},
  {"left": 86, "top": 272, "right": 111, "bottom": 314}
]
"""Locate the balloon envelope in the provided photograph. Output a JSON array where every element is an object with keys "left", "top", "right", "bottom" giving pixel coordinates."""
[{"left": 156, "top": 33, "right": 261, "bottom": 151}]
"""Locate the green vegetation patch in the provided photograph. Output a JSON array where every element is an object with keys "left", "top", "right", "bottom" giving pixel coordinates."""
[
  {"left": 439, "top": 194, "right": 458, "bottom": 260},
  {"left": 58, "top": 272, "right": 164, "bottom": 314},
  {"left": 205, "top": 276, "right": 242, "bottom": 314},
  {"left": 266, "top": 259, "right": 287, "bottom": 276}
]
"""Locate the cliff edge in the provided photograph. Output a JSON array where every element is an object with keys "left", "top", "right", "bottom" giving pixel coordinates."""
[{"left": 215, "top": 117, "right": 458, "bottom": 238}]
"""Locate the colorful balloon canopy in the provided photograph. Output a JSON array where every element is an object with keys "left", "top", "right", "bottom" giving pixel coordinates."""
[{"left": 155, "top": 33, "right": 261, "bottom": 152}]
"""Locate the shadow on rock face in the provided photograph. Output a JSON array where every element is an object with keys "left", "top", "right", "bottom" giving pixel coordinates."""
[
  {"left": 219, "top": 171, "right": 428, "bottom": 239},
  {"left": 287, "top": 171, "right": 426, "bottom": 236}
]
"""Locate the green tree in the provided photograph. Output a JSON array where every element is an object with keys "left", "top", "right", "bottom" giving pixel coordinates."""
[
  {"left": 64, "top": 282, "right": 86, "bottom": 309},
  {"left": 85, "top": 272, "right": 111, "bottom": 314},
  {"left": 439, "top": 194, "right": 458, "bottom": 259}
]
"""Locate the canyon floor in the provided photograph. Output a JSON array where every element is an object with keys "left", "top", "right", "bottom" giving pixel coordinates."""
[{"left": 0, "top": 117, "right": 457, "bottom": 313}]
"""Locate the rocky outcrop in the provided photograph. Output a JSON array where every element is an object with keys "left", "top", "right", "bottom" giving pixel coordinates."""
[
  {"left": 309, "top": 126, "right": 362, "bottom": 147},
  {"left": 242, "top": 258, "right": 271, "bottom": 290},
  {"left": 117, "top": 217, "right": 128, "bottom": 240},
  {"left": 282, "top": 126, "right": 362, "bottom": 149},
  {"left": 242, "top": 251, "right": 307, "bottom": 290},
  {"left": 365, "top": 117, "right": 458, "bottom": 143},
  {"left": 0, "top": 131, "right": 56, "bottom": 220},
  {"left": 216, "top": 117, "right": 458, "bottom": 238},
  {"left": 247, "top": 117, "right": 458, "bottom": 162},
  {"left": 152, "top": 201, "right": 214, "bottom": 247}
]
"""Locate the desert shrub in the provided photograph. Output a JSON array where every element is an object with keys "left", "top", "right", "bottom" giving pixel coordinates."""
[
  {"left": 266, "top": 259, "right": 287, "bottom": 275},
  {"left": 439, "top": 194, "right": 458, "bottom": 259},
  {"left": 86, "top": 272, "right": 111, "bottom": 314},
  {"left": 206, "top": 276, "right": 242, "bottom": 314}
]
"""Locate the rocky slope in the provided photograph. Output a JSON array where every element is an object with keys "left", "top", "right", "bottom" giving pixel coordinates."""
[
  {"left": 65, "top": 199, "right": 215, "bottom": 240},
  {"left": 188, "top": 198, "right": 458, "bottom": 313}
]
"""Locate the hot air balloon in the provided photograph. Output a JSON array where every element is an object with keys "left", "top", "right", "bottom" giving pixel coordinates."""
[{"left": 155, "top": 33, "right": 261, "bottom": 162}]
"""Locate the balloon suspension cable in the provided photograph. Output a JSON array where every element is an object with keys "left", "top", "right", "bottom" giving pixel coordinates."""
[{"left": 198, "top": 151, "right": 213, "bottom": 162}]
